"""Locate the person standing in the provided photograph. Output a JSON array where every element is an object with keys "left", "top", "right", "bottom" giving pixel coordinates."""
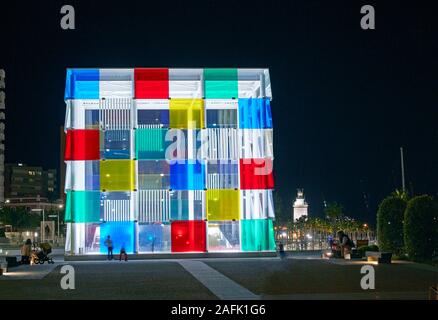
[
  {"left": 104, "top": 235, "right": 113, "bottom": 260},
  {"left": 20, "top": 239, "right": 32, "bottom": 264}
]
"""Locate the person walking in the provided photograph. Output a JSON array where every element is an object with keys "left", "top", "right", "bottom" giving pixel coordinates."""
[{"left": 104, "top": 235, "right": 114, "bottom": 260}]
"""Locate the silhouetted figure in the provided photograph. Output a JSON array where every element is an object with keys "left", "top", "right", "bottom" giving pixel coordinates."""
[
  {"left": 119, "top": 245, "right": 128, "bottom": 262},
  {"left": 278, "top": 242, "right": 285, "bottom": 259},
  {"left": 21, "top": 239, "right": 32, "bottom": 264},
  {"left": 104, "top": 235, "right": 114, "bottom": 260}
]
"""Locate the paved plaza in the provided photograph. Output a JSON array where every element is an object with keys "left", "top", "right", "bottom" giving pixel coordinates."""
[{"left": 0, "top": 253, "right": 437, "bottom": 300}]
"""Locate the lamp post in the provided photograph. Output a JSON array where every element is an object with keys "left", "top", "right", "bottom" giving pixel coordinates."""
[
  {"left": 31, "top": 208, "right": 45, "bottom": 242},
  {"left": 49, "top": 204, "right": 63, "bottom": 245}
]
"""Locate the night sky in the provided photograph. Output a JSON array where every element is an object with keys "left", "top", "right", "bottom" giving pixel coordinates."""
[{"left": 1, "top": 0, "right": 437, "bottom": 224}]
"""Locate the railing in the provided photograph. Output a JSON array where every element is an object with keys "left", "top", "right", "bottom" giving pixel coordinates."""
[{"left": 275, "top": 229, "right": 376, "bottom": 251}]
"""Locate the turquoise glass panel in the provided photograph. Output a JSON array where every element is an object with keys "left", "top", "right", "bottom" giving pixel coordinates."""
[
  {"left": 65, "top": 191, "right": 100, "bottom": 223},
  {"left": 204, "top": 68, "right": 238, "bottom": 99},
  {"left": 241, "top": 219, "right": 275, "bottom": 251},
  {"left": 135, "top": 128, "right": 169, "bottom": 159}
]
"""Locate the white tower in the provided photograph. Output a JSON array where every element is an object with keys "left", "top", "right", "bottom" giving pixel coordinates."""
[
  {"left": 0, "top": 69, "right": 5, "bottom": 203},
  {"left": 293, "top": 188, "right": 308, "bottom": 221}
]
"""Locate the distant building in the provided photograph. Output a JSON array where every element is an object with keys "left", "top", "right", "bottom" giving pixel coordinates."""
[
  {"left": 4, "top": 196, "right": 63, "bottom": 212},
  {"left": 5, "top": 163, "right": 58, "bottom": 201},
  {"left": 0, "top": 69, "right": 5, "bottom": 203},
  {"left": 293, "top": 189, "right": 308, "bottom": 221}
]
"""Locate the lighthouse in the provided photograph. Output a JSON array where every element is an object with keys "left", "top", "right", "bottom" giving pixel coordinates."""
[{"left": 293, "top": 189, "right": 308, "bottom": 221}]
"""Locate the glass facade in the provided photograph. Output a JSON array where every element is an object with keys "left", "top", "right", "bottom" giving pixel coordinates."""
[{"left": 64, "top": 68, "right": 275, "bottom": 255}]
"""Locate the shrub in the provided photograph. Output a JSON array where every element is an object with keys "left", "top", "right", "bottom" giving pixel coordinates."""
[
  {"left": 357, "top": 244, "right": 379, "bottom": 257},
  {"left": 404, "top": 195, "right": 438, "bottom": 262},
  {"left": 377, "top": 196, "right": 406, "bottom": 255}
]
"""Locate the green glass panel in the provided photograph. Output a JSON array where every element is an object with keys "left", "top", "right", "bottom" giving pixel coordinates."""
[
  {"left": 241, "top": 219, "right": 275, "bottom": 251},
  {"left": 204, "top": 68, "right": 238, "bottom": 99},
  {"left": 135, "top": 128, "right": 168, "bottom": 159},
  {"left": 65, "top": 191, "right": 100, "bottom": 223}
]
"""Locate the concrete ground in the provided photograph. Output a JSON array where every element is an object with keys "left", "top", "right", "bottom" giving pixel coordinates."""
[{"left": 0, "top": 253, "right": 437, "bottom": 300}]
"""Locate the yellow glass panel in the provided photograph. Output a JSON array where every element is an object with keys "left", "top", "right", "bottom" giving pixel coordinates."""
[
  {"left": 206, "top": 189, "right": 240, "bottom": 221},
  {"left": 170, "top": 99, "right": 204, "bottom": 129},
  {"left": 100, "top": 160, "right": 135, "bottom": 191}
]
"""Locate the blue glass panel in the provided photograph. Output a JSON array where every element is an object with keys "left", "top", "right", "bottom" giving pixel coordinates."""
[
  {"left": 85, "top": 161, "right": 100, "bottom": 190},
  {"left": 170, "top": 160, "right": 205, "bottom": 190},
  {"left": 102, "top": 130, "right": 131, "bottom": 159},
  {"left": 65, "top": 69, "right": 99, "bottom": 99},
  {"left": 100, "top": 221, "right": 135, "bottom": 254},
  {"left": 137, "top": 109, "right": 169, "bottom": 127},
  {"left": 138, "top": 223, "right": 171, "bottom": 252},
  {"left": 238, "top": 98, "right": 273, "bottom": 129}
]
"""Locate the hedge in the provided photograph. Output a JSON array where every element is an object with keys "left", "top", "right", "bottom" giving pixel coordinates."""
[
  {"left": 377, "top": 196, "right": 406, "bottom": 255},
  {"left": 404, "top": 195, "right": 438, "bottom": 262}
]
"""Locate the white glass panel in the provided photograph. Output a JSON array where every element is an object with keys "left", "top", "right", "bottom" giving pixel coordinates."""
[
  {"left": 69, "top": 223, "right": 100, "bottom": 254},
  {"left": 65, "top": 160, "right": 100, "bottom": 191},
  {"left": 99, "top": 69, "right": 134, "bottom": 98},
  {"left": 137, "top": 190, "right": 170, "bottom": 223},
  {"left": 201, "top": 128, "right": 238, "bottom": 160},
  {"left": 101, "top": 192, "right": 133, "bottom": 222},
  {"left": 238, "top": 69, "right": 272, "bottom": 99},
  {"left": 99, "top": 98, "right": 131, "bottom": 130},
  {"left": 207, "top": 160, "right": 239, "bottom": 189},
  {"left": 64, "top": 100, "right": 99, "bottom": 130},
  {"left": 241, "top": 190, "right": 275, "bottom": 219},
  {"left": 207, "top": 221, "right": 240, "bottom": 252},
  {"left": 239, "top": 129, "right": 273, "bottom": 159}
]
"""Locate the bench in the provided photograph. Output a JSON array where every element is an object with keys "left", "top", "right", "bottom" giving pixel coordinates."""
[{"left": 366, "top": 251, "right": 392, "bottom": 264}]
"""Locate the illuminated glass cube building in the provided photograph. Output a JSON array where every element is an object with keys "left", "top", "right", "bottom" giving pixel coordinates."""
[{"left": 64, "top": 68, "right": 275, "bottom": 255}]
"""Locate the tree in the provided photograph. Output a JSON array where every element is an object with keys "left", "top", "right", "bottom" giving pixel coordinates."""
[
  {"left": 391, "top": 189, "right": 409, "bottom": 201},
  {"left": 0, "top": 207, "right": 40, "bottom": 230},
  {"left": 324, "top": 202, "right": 343, "bottom": 221},
  {"left": 273, "top": 193, "right": 286, "bottom": 225},
  {"left": 377, "top": 196, "right": 406, "bottom": 255},
  {"left": 404, "top": 195, "right": 438, "bottom": 262}
]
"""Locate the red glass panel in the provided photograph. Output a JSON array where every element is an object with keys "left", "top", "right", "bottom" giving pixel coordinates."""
[
  {"left": 171, "top": 220, "right": 206, "bottom": 252},
  {"left": 134, "top": 68, "right": 169, "bottom": 99},
  {"left": 240, "top": 158, "right": 274, "bottom": 189},
  {"left": 65, "top": 129, "right": 100, "bottom": 160}
]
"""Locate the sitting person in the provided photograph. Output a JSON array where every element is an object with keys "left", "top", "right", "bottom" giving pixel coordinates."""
[
  {"left": 20, "top": 239, "right": 32, "bottom": 265},
  {"left": 119, "top": 246, "right": 128, "bottom": 262},
  {"left": 337, "top": 230, "right": 354, "bottom": 258}
]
